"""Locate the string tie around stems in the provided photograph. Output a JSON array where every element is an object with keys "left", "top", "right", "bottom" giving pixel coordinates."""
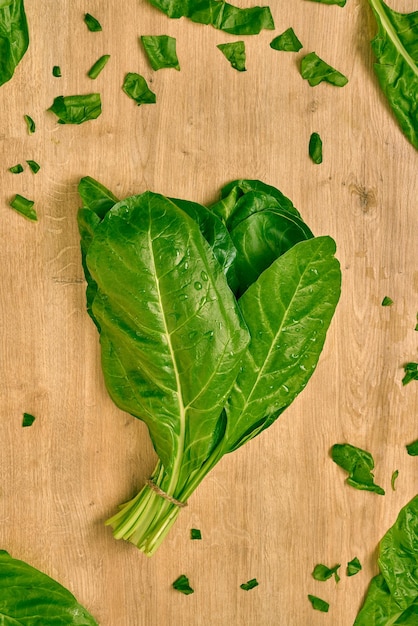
[{"left": 145, "top": 479, "right": 188, "bottom": 508}]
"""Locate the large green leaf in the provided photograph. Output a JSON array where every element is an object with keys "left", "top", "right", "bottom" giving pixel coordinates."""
[
  {"left": 224, "top": 236, "right": 341, "bottom": 451},
  {"left": 0, "top": 0, "right": 28, "bottom": 87},
  {"left": 0, "top": 550, "right": 97, "bottom": 625},
  {"left": 368, "top": 0, "right": 418, "bottom": 149},
  {"left": 86, "top": 192, "right": 250, "bottom": 474}
]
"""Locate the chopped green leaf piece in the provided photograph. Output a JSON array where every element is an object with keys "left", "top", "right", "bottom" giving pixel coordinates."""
[
  {"left": 87, "top": 54, "right": 110, "bottom": 79},
  {"left": 141, "top": 35, "right": 180, "bottom": 71},
  {"left": 347, "top": 557, "right": 362, "bottom": 577},
  {"left": 190, "top": 528, "right": 202, "bottom": 540},
  {"left": 24, "top": 114, "right": 35, "bottom": 134},
  {"left": 406, "top": 439, "right": 418, "bottom": 456},
  {"left": 309, "top": 132, "right": 323, "bottom": 164},
  {"left": 0, "top": 0, "right": 29, "bottom": 87},
  {"left": 391, "top": 469, "right": 399, "bottom": 491},
  {"left": 26, "top": 159, "right": 40, "bottom": 174},
  {"left": 331, "top": 443, "right": 385, "bottom": 495},
  {"left": 301, "top": 51, "right": 348, "bottom": 86},
  {"left": 84, "top": 13, "right": 102, "bottom": 32},
  {"left": 145, "top": 0, "right": 274, "bottom": 35},
  {"left": 306, "top": 0, "right": 346, "bottom": 5},
  {"left": 9, "top": 163, "right": 24, "bottom": 174},
  {"left": 22, "top": 412, "right": 35, "bottom": 427},
  {"left": 122, "top": 73, "right": 156, "bottom": 106},
  {"left": 308, "top": 594, "right": 329, "bottom": 612},
  {"left": 52, "top": 65, "right": 61, "bottom": 77},
  {"left": 270, "top": 27, "right": 303, "bottom": 52},
  {"left": 172, "top": 574, "right": 194, "bottom": 594},
  {"left": 312, "top": 563, "right": 341, "bottom": 582},
  {"left": 48, "top": 94, "right": 102, "bottom": 124},
  {"left": 9, "top": 194, "right": 37, "bottom": 221},
  {"left": 217, "top": 41, "right": 246, "bottom": 71},
  {"left": 402, "top": 362, "right": 418, "bottom": 385},
  {"left": 240, "top": 578, "right": 259, "bottom": 590},
  {"left": 381, "top": 296, "right": 393, "bottom": 306}
]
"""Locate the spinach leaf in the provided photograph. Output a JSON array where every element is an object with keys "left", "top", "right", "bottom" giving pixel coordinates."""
[
  {"left": 84, "top": 12, "right": 102, "bottom": 32},
  {"left": 368, "top": 0, "right": 418, "bottom": 150},
  {"left": 331, "top": 443, "right": 385, "bottom": 494},
  {"left": 190, "top": 528, "right": 202, "bottom": 539},
  {"left": 0, "top": 550, "right": 98, "bottom": 624},
  {"left": 402, "top": 362, "right": 418, "bottom": 385},
  {"left": 172, "top": 574, "right": 194, "bottom": 594},
  {"left": 9, "top": 163, "right": 23, "bottom": 173},
  {"left": 26, "top": 159, "right": 40, "bottom": 173},
  {"left": 53, "top": 64, "right": 61, "bottom": 77},
  {"left": 240, "top": 578, "right": 259, "bottom": 590},
  {"left": 22, "top": 412, "right": 35, "bottom": 427},
  {"left": 48, "top": 94, "right": 102, "bottom": 124},
  {"left": 381, "top": 295, "right": 393, "bottom": 306},
  {"left": 270, "top": 27, "right": 302, "bottom": 52},
  {"left": 24, "top": 113, "right": 35, "bottom": 133},
  {"left": 145, "top": 0, "right": 274, "bottom": 35},
  {"left": 306, "top": 0, "right": 346, "bottom": 6},
  {"left": 122, "top": 72, "right": 156, "bottom": 105},
  {"left": 88, "top": 54, "right": 110, "bottom": 79},
  {"left": 312, "top": 563, "right": 341, "bottom": 582},
  {"left": 217, "top": 41, "right": 246, "bottom": 71},
  {"left": 391, "top": 469, "right": 399, "bottom": 491},
  {"left": 0, "top": 0, "right": 29, "bottom": 87},
  {"left": 406, "top": 439, "right": 418, "bottom": 456},
  {"left": 309, "top": 132, "right": 323, "bottom": 163},
  {"left": 308, "top": 594, "right": 329, "bottom": 612},
  {"left": 354, "top": 495, "right": 418, "bottom": 624},
  {"left": 347, "top": 557, "right": 362, "bottom": 577},
  {"left": 141, "top": 35, "right": 180, "bottom": 70},
  {"left": 9, "top": 193, "right": 36, "bottom": 221},
  {"left": 301, "top": 51, "right": 348, "bottom": 86}
]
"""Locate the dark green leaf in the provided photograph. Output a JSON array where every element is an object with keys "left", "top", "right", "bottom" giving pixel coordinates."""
[
  {"left": 190, "top": 528, "right": 202, "bottom": 539},
  {"left": 402, "top": 362, "right": 418, "bottom": 385},
  {"left": 0, "top": 0, "right": 29, "bottom": 87},
  {"left": 368, "top": 0, "right": 418, "bottom": 150},
  {"left": 87, "top": 54, "right": 110, "bottom": 79},
  {"left": 78, "top": 176, "right": 119, "bottom": 218},
  {"left": 308, "top": 594, "right": 329, "bottom": 612},
  {"left": 331, "top": 443, "right": 385, "bottom": 495},
  {"left": 270, "top": 27, "right": 303, "bottom": 52},
  {"left": 141, "top": 35, "right": 180, "bottom": 70},
  {"left": 52, "top": 65, "right": 61, "bottom": 77},
  {"left": 0, "top": 550, "right": 98, "bottom": 624},
  {"left": 406, "top": 439, "right": 418, "bottom": 456},
  {"left": 309, "top": 132, "right": 323, "bottom": 164},
  {"left": 172, "top": 574, "right": 194, "bottom": 594},
  {"left": 84, "top": 12, "right": 102, "bottom": 32},
  {"left": 122, "top": 72, "right": 156, "bottom": 105},
  {"left": 9, "top": 193, "right": 37, "bottom": 221},
  {"left": 347, "top": 557, "right": 362, "bottom": 577},
  {"left": 306, "top": 0, "right": 346, "bottom": 6},
  {"left": 24, "top": 113, "right": 35, "bottom": 134},
  {"left": 312, "top": 563, "right": 341, "bottom": 582},
  {"left": 301, "top": 51, "right": 348, "bottom": 86},
  {"left": 391, "top": 469, "right": 399, "bottom": 491},
  {"left": 22, "top": 412, "right": 35, "bottom": 427},
  {"left": 145, "top": 0, "right": 274, "bottom": 35},
  {"left": 217, "top": 41, "right": 246, "bottom": 71},
  {"left": 240, "top": 578, "right": 259, "bottom": 590},
  {"left": 26, "top": 159, "right": 40, "bottom": 173},
  {"left": 9, "top": 163, "right": 23, "bottom": 173},
  {"left": 48, "top": 94, "right": 102, "bottom": 124},
  {"left": 381, "top": 295, "right": 394, "bottom": 306}
]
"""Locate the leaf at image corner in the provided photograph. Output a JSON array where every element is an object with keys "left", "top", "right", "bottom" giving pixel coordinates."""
[
  {"left": 48, "top": 94, "right": 102, "bottom": 124},
  {"left": 0, "top": 0, "right": 29, "bottom": 87},
  {"left": 217, "top": 41, "right": 246, "bottom": 71},
  {"left": 270, "top": 27, "right": 303, "bottom": 52},
  {"left": 141, "top": 35, "right": 180, "bottom": 70},
  {"left": 402, "top": 362, "right": 418, "bottom": 385},
  {"left": 301, "top": 51, "right": 348, "bottom": 86},
  {"left": 406, "top": 439, "right": 418, "bottom": 456},
  {"left": 331, "top": 443, "right": 385, "bottom": 495},
  {"left": 9, "top": 194, "right": 37, "bottom": 221},
  {"left": 122, "top": 73, "right": 156, "bottom": 106}
]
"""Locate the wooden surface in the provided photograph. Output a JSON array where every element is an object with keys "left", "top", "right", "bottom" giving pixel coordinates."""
[{"left": 1, "top": 1, "right": 417, "bottom": 624}]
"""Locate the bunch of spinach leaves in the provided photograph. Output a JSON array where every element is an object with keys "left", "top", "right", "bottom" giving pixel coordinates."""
[
  {"left": 78, "top": 176, "right": 341, "bottom": 556},
  {"left": 0, "top": 0, "right": 28, "bottom": 87}
]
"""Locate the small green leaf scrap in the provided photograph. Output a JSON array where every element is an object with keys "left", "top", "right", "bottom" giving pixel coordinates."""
[
  {"left": 347, "top": 557, "right": 362, "bottom": 577},
  {"left": 406, "top": 439, "right": 418, "bottom": 456},
  {"left": 415, "top": 313, "right": 418, "bottom": 331},
  {"left": 84, "top": 13, "right": 102, "bottom": 32},
  {"left": 52, "top": 65, "right": 61, "bottom": 77},
  {"left": 301, "top": 51, "right": 348, "bottom": 86},
  {"left": 312, "top": 563, "right": 341, "bottom": 583},
  {"left": 308, "top": 594, "right": 329, "bottom": 612},
  {"left": 217, "top": 41, "right": 246, "bottom": 71},
  {"left": 48, "top": 94, "right": 102, "bottom": 124},
  {"left": 9, "top": 194, "right": 37, "bottom": 221},
  {"left": 391, "top": 469, "right": 399, "bottom": 491},
  {"left": 270, "top": 27, "right": 303, "bottom": 52},
  {"left": 141, "top": 35, "right": 180, "bottom": 71},
  {"left": 306, "top": 0, "right": 347, "bottom": 6},
  {"left": 88, "top": 55, "right": 110, "bottom": 80},
  {"left": 9, "top": 164, "right": 24, "bottom": 174},
  {"left": 309, "top": 132, "right": 323, "bottom": 164},
  {"left": 172, "top": 574, "right": 194, "bottom": 595},
  {"left": 240, "top": 578, "right": 259, "bottom": 590},
  {"left": 24, "top": 114, "right": 35, "bottom": 134},
  {"left": 402, "top": 362, "right": 418, "bottom": 385},
  {"left": 26, "top": 160, "right": 40, "bottom": 174},
  {"left": 381, "top": 296, "right": 393, "bottom": 306},
  {"left": 122, "top": 73, "right": 156, "bottom": 106},
  {"left": 331, "top": 443, "right": 385, "bottom": 495},
  {"left": 190, "top": 528, "right": 202, "bottom": 540},
  {"left": 22, "top": 412, "right": 36, "bottom": 427}
]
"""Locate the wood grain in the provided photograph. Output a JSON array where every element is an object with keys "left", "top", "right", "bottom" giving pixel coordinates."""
[{"left": 0, "top": 1, "right": 417, "bottom": 624}]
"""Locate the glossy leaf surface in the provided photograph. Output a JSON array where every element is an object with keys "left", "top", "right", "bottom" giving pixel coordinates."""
[
  {"left": 217, "top": 41, "right": 246, "bottom": 71},
  {"left": 331, "top": 443, "right": 385, "bottom": 494},
  {"left": 48, "top": 94, "right": 102, "bottom": 124},
  {"left": 270, "top": 27, "right": 303, "bottom": 52},
  {"left": 141, "top": 35, "right": 180, "bottom": 70},
  {"left": 0, "top": 0, "right": 29, "bottom": 87},
  {"left": 301, "top": 51, "right": 348, "bottom": 86},
  {"left": 122, "top": 72, "right": 156, "bottom": 105}
]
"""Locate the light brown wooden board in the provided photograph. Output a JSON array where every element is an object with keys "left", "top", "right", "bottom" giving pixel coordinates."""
[{"left": 0, "top": 1, "right": 417, "bottom": 624}]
